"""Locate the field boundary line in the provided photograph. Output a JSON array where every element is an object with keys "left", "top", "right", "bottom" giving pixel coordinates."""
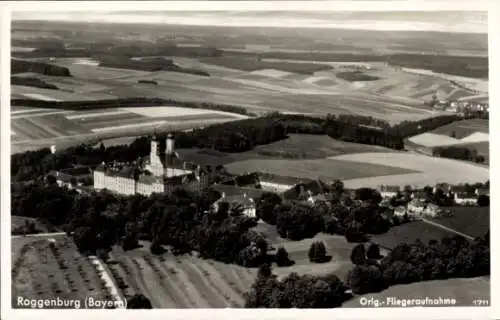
[{"left": 420, "top": 218, "right": 474, "bottom": 241}]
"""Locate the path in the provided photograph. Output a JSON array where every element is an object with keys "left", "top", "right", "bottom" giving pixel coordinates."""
[
  {"left": 11, "top": 231, "right": 66, "bottom": 239},
  {"left": 420, "top": 218, "right": 474, "bottom": 241}
]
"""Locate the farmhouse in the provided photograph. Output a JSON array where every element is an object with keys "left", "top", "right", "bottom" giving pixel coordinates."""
[
  {"left": 282, "top": 179, "right": 330, "bottom": 203},
  {"left": 378, "top": 185, "right": 400, "bottom": 199},
  {"left": 211, "top": 184, "right": 266, "bottom": 218},
  {"left": 94, "top": 134, "right": 210, "bottom": 196},
  {"left": 48, "top": 166, "right": 93, "bottom": 189},
  {"left": 454, "top": 192, "right": 478, "bottom": 205}
]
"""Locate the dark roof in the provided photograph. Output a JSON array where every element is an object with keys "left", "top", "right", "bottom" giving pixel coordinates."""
[
  {"left": 211, "top": 184, "right": 266, "bottom": 200},
  {"left": 412, "top": 190, "right": 428, "bottom": 198},
  {"left": 379, "top": 185, "right": 400, "bottom": 193},
  {"left": 282, "top": 179, "right": 329, "bottom": 201},
  {"left": 455, "top": 192, "right": 477, "bottom": 199},
  {"left": 257, "top": 172, "right": 311, "bottom": 186},
  {"left": 48, "top": 171, "right": 74, "bottom": 183},
  {"left": 60, "top": 166, "right": 93, "bottom": 177}
]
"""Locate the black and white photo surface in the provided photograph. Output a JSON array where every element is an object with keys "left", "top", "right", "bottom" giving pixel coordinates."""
[{"left": 3, "top": 2, "right": 493, "bottom": 316}]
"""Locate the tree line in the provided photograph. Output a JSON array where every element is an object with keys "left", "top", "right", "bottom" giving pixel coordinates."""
[
  {"left": 346, "top": 232, "right": 490, "bottom": 294},
  {"left": 433, "top": 146, "right": 486, "bottom": 164},
  {"left": 12, "top": 59, "right": 72, "bottom": 76}
]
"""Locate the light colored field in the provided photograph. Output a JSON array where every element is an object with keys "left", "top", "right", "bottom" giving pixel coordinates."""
[
  {"left": 250, "top": 69, "right": 292, "bottom": 78},
  {"left": 12, "top": 236, "right": 112, "bottom": 308},
  {"left": 329, "top": 152, "right": 489, "bottom": 188},
  {"left": 225, "top": 157, "right": 417, "bottom": 182},
  {"left": 121, "top": 106, "right": 247, "bottom": 119},
  {"left": 343, "top": 277, "right": 489, "bottom": 307},
  {"left": 73, "top": 59, "right": 100, "bottom": 66},
  {"left": 409, "top": 132, "right": 463, "bottom": 147},
  {"left": 22, "top": 93, "right": 61, "bottom": 101},
  {"left": 461, "top": 132, "right": 489, "bottom": 143}
]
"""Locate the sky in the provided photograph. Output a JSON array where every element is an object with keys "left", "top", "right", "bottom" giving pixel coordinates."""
[{"left": 12, "top": 11, "right": 488, "bottom": 34}]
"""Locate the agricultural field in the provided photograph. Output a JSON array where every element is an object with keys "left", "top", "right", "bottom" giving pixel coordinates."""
[
  {"left": 429, "top": 206, "right": 490, "bottom": 238},
  {"left": 225, "top": 157, "right": 418, "bottom": 182},
  {"left": 10, "top": 104, "right": 244, "bottom": 154},
  {"left": 328, "top": 152, "right": 489, "bottom": 188},
  {"left": 12, "top": 235, "right": 115, "bottom": 308},
  {"left": 430, "top": 119, "right": 489, "bottom": 139},
  {"left": 407, "top": 119, "right": 489, "bottom": 163},
  {"left": 343, "top": 276, "right": 489, "bottom": 307},
  {"left": 371, "top": 221, "right": 461, "bottom": 250}
]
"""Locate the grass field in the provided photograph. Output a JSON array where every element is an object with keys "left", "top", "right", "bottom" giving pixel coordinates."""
[
  {"left": 371, "top": 221, "right": 460, "bottom": 250},
  {"left": 430, "top": 206, "right": 490, "bottom": 238},
  {"left": 225, "top": 157, "right": 417, "bottom": 182},
  {"left": 430, "top": 119, "right": 489, "bottom": 139},
  {"left": 12, "top": 235, "right": 113, "bottom": 308},
  {"left": 343, "top": 276, "right": 489, "bottom": 307},
  {"left": 330, "top": 152, "right": 489, "bottom": 188}
]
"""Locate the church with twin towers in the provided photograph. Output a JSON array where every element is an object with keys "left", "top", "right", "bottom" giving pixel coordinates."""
[{"left": 94, "top": 133, "right": 210, "bottom": 196}]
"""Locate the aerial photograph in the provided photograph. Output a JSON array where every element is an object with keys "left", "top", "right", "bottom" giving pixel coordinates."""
[{"left": 10, "top": 9, "right": 490, "bottom": 309}]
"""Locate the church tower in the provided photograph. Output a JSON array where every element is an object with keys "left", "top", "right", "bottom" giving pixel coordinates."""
[
  {"left": 166, "top": 133, "right": 175, "bottom": 155},
  {"left": 149, "top": 135, "right": 163, "bottom": 175}
]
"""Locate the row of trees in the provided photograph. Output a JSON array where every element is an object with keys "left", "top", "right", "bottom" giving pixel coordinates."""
[
  {"left": 433, "top": 146, "right": 486, "bottom": 164},
  {"left": 244, "top": 264, "right": 351, "bottom": 308},
  {"left": 346, "top": 232, "right": 490, "bottom": 294},
  {"left": 11, "top": 182, "right": 272, "bottom": 267},
  {"left": 11, "top": 59, "right": 72, "bottom": 76}
]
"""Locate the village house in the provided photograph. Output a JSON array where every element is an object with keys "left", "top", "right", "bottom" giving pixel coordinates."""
[
  {"left": 454, "top": 191, "right": 478, "bottom": 205},
  {"left": 394, "top": 206, "right": 407, "bottom": 218},
  {"left": 378, "top": 185, "right": 400, "bottom": 199},
  {"left": 282, "top": 179, "right": 330, "bottom": 204},
  {"left": 422, "top": 203, "right": 442, "bottom": 218},
  {"left": 407, "top": 199, "right": 426, "bottom": 216},
  {"left": 411, "top": 190, "right": 429, "bottom": 202},
  {"left": 48, "top": 166, "right": 94, "bottom": 189},
  {"left": 211, "top": 184, "right": 266, "bottom": 218},
  {"left": 475, "top": 186, "right": 490, "bottom": 196}
]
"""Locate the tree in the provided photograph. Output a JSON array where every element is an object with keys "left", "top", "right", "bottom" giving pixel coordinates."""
[
  {"left": 477, "top": 195, "right": 489, "bottom": 207},
  {"left": 350, "top": 244, "right": 366, "bottom": 265},
  {"left": 367, "top": 243, "right": 382, "bottom": 260},
  {"left": 308, "top": 241, "right": 329, "bottom": 263},
  {"left": 275, "top": 246, "right": 294, "bottom": 267},
  {"left": 127, "top": 294, "right": 153, "bottom": 309},
  {"left": 150, "top": 240, "right": 165, "bottom": 255},
  {"left": 255, "top": 192, "right": 282, "bottom": 225}
]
